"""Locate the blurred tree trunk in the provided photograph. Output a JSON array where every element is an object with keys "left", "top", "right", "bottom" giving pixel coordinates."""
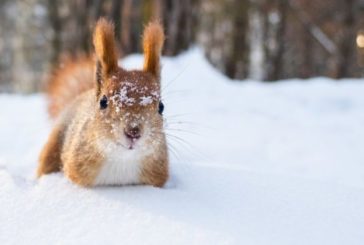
[
  {"left": 225, "top": 0, "right": 250, "bottom": 78},
  {"left": 11, "top": 0, "right": 51, "bottom": 92},
  {"left": 47, "top": 0, "right": 61, "bottom": 65},
  {"left": 198, "top": 0, "right": 250, "bottom": 79},
  {"left": 261, "top": 0, "right": 288, "bottom": 81},
  {"left": 162, "top": 0, "right": 197, "bottom": 55},
  {"left": 301, "top": 29, "right": 313, "bottom": 78},
  {"left": 112, "top": 0, "right": 123, "bottom": 46},
  {"left": 1, "top": 0, "right": 364, "bottom": 93},
  {"left": 121, "top": 0, "right": 133, "bottom": 54},
  {"left": 334, "top": 0, "right": 357, "bottom": 78},
  {"left": 270, "top": 0, "right": 287, "bottom": 80}
]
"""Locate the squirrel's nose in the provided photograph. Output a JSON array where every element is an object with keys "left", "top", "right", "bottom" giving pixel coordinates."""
[{"left": 124, "top": 126, "right": 141, "bottom": 140}]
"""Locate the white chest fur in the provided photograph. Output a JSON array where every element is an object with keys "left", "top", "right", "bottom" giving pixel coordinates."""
[{"left": 94, "top": 141, "right": 148, "bottom": 186}]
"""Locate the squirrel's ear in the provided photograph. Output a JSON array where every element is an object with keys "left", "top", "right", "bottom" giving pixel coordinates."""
[
  {"left": 143, "top": 21, "right": 165, "bottom": 79},
  {"left": 93, "top": 18, "right": 118, "bottom": 92}
]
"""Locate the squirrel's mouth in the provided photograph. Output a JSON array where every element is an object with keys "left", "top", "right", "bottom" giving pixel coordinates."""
[
  {"left": 114, "top": 136, "right": 141, "bottom": 150},
  {"left": 126, "top": 138, "right": 138, "bottom": 150},
  {"left": 114, "top": 139, "right": 137, "bottom": 150}
]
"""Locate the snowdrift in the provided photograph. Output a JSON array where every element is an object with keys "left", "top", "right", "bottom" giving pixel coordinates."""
[{"left": 1, "top": 49, "right": 364, "bottom": 244}]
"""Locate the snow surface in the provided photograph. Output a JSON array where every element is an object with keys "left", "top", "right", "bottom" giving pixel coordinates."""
[{"left": 1, "top": 48, "right": 364, "bottom": 245}]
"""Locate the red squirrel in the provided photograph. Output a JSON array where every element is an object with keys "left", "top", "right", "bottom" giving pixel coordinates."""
[{"left": 37, "top": 18, "right": 168, "bottom": 187}]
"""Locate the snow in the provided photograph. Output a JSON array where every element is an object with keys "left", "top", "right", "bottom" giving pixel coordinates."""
[
  {"left": 1, "top": 48, "right": 364, "bottom": 244},
  {"left": 139, "top": 95, "right": 153, "bottom": 105}
]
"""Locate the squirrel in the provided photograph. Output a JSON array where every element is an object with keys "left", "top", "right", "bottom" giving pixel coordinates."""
[{"left": 37, "top": 18, "right": 169, "bottom": 187}]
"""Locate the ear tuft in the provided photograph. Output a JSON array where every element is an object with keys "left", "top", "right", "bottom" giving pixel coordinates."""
[
  {"left": 143, "top": 21, "right": 165, "bottom": 79},
  {"left": 93, "top": 18, "right": 118, "bottom": 76}
]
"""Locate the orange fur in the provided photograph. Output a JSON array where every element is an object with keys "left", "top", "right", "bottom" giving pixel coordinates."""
[
  {"left": 46, "top": 56, "right": 94, "bottom": 119},
  {"left": 93, "top": 18, "right": 118, "bottom": 76},
  {"left": 143, "top": 21, "right": 165, "bottom": 78},
  {"left": 38, "top": 19, "right": 169, "bottom": 188},
  {"left": 37, "top": 123, "right": 65, "bottom": 176}
]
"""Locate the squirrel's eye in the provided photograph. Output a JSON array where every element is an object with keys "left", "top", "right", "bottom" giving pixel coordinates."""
[
  {"left": 100, "top": 95, "right": 108, "bottom": 110},
  {"left": 158, "top": 101, "right": 164, "bottom": 115}
]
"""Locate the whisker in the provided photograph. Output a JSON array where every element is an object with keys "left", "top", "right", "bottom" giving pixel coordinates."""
[
  {"left": 167, "top": 143, "right": 182, "bottom": 160},
  {"left": 162, "top": 89, "right": 192, "bottom": 98},
  {"left": 164, "top": 113, "right": 195, "bottom": 120},
  {"left": 166, "top": 138, "right": 203, "bottom": 161},
  {"left": 162, "top": 63, "right": 191, "bottom": 93},
  {"left": 148, "top": 130, "right": 182, "bottom": 161},
  {"left": 166, "top": 119, "right": 215, "bottom": 131},
  {"left": 164, "top": 133, "right": 195, "bottom": 152},
  {"left": 165, "top": 120, "right": 204, "bottom": 126},
  {"left": 165, "top": 122, "right": 213, "bottom": 135},
  {"left": 165, "top": 128, "right": 202, "bottom": 137}
]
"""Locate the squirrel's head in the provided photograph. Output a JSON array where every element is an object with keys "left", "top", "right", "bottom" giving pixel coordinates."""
[{"left": 93, "top": 18, "right": 165, "bottom": 150}]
